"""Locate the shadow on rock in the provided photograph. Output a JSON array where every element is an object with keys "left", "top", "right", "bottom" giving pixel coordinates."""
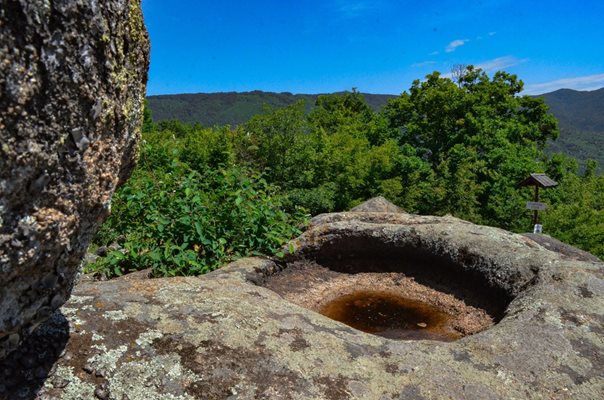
[{"left": 0, "top": 312, "right": 69, "bottom": 400}]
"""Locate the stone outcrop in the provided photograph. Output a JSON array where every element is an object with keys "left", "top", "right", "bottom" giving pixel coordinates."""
[
  {"left": 1, "top": 199, "right": 602, "bottom": 399},
  {"left": 0, "top": 0, "right": 150, "bottom": 357},
  {"left": 349, "top": 196, "right": 404, "bottom": 213}
]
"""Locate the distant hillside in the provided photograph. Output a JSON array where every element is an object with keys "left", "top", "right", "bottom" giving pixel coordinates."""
[
  {"left": 147, "top": 88, "right": 603, "bottom": 173},
  {"left": 146, "top": 90, "right": 395, "bottom": 127},
  {"left": 538, "top": 88, "right": 604, "bottom": 173}
]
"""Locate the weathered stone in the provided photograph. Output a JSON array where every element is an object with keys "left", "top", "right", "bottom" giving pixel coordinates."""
[
  {"left": 1, "top": 199, "right": 602, "bottom": 399},
  {"left": 0, "top": 0, "right": 149, "bottom": 357},
  {"left": 349, "top": 196, "right": 405, "bottom": 213},
  {"left": 522, "top": 233, "right": 601, "bottom": 263}
]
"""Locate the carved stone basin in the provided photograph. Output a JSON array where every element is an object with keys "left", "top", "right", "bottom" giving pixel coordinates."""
[{"left": 262, "top": 200, "right": 515, "bottom": 342}]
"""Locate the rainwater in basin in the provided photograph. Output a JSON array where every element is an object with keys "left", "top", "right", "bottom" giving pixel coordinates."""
[{"left": 319, "top": 290, "right": 461, "bottom": 341}]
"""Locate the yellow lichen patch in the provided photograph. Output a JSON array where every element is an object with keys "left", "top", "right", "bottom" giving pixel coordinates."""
[
  {"left": 127, "top": 279, "right": 161, "bottom": 297},
  {"left": 128, "top": 0, "right": 146, "bottom": 43},
  {"left": 33, "top": 207, "right": 77, "bottom": 242}
]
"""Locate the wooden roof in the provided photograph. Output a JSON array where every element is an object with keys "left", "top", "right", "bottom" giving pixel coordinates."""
[{"left": 517, "top": 173, "right": 558, "bottom": 188}]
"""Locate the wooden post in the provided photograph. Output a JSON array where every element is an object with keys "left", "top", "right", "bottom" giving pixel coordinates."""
[{"left": 533, "top": 186, "right": 539, "bottom": 225}]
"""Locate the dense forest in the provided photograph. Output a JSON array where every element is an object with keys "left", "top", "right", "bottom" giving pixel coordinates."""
[
  {"left": 148, "top": 87, "right": 604, "bottom": 174},
  {"left": 540, "top": 88, "right": 604, "bottom": 173},
  {"left": 147, "top": 90, "right": 395, "bottom": 126},
  {"left": 88, "top": 67, "right": 604, "bottom": 278}
]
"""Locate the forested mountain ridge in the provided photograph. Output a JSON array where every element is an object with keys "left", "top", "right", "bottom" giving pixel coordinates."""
[
  {"left": 147, "top": 88, "right": 603, "bottom": 172},
  {"left": 537, "top": 88, "right": 604, "bottom": 172},
  {"left": 147, "top": 90, "right": 395, "bottom": 126},
  {"left": 539, "top": 88, "right": 604, "bottom": 132}
]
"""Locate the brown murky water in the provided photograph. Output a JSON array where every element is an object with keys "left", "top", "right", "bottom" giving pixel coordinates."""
[{"left": 319, "top": 290, "right": 461, "bottom": 341}]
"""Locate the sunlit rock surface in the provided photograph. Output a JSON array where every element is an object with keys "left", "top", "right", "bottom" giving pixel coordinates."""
[
  {"left": 0, "top": 0, "right": 149, "bottom": 358},
  {"left": 2, "top": 199, "right": 602, "bottom": 399}
]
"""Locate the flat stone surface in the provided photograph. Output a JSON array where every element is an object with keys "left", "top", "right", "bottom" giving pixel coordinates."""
[{"left": 1, "top": 206, "right": 602, "bottom": 399}]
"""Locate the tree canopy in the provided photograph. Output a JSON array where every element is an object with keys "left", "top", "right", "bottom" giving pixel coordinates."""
[
  {"left": 88, "top": 66, "right": 603, "bottom": 278},
  {"left": 384, "top": 67, "right": 560, "bottom": 229}
]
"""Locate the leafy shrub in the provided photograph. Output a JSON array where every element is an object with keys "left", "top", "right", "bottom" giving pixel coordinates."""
[
  {"left": 87, "top": 163, "right": 307, "bottom": 277},
  {"left": 284, "top": 184, "right": 338, "bottom": 215}
]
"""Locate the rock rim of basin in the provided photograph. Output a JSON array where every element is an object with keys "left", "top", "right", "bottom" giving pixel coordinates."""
[{"left": 2, "top": 199, "right": 603, "bottom": 399}]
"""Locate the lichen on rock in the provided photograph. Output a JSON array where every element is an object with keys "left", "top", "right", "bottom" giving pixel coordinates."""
[
  {"left": 2, "top": 198, "right": 602, "bottom": 399},
  {"left": 0, "top": 0, "right": 150, "bottom": 357}
]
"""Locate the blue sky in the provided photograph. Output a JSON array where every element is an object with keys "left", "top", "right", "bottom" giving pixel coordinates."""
[{"left": 142, "top": 0, "right": 604, "bottom": 96}]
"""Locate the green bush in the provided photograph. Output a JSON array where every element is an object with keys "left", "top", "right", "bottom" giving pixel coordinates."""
[
  {"left": 87, "top": 163, "right": 307, "bottom": 277},
  {"left": 284, "top": 184, "right": 338, "bottom": 216},
  {"left": 542, "top": 167, "right": 604, "bottom": 260}
]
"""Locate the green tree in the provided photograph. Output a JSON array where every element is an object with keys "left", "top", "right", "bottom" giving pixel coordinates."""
[
  {"left": 542, "top": 167, "right": 604, "bottom": 260},
  {"left": 243, "top": 101, "right": 314, "bottom": 187},
  {"left": 240, "top": 93, "right": 402, "bottom": 213},
  {"left": 310, "top": 89, "right": 395, "bottom": 145},
  {"left": 142, "top": 99, "right": 155, "bottom": 133},
  {"left": 384, "top": 66, "right": 559, "bottom": 228},
  {"left": 385, "top": 67, "right": 558, "bottom": 163}
]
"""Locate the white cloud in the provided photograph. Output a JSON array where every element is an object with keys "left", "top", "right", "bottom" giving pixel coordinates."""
[
  {"left": 475, "top": 56, "right": 528, "bottom": 71},
  {"left": 333, "top": 1, "right": 377, "bottom": 18},
  {"left": 412, "top": 61, "right": 438, "bottom": 68},
  {"left": 430, "top": 50, "right": 439, "bottom": 56},
  {"left": 445, "top": 39, "right": 467, "bottom": 53},
  {"left": 488, "top": 31, "right": 497, "bottom": 36},
  {"left": 524, "top": 73, "right": 604, "bottom": 94}
]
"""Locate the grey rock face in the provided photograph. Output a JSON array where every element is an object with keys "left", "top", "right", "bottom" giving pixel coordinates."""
[
  {"left": 2, "top": 199, "right": 602, "bottom": 399},
  {"left": 349, "top": 196, "right": 404, "bottom": 213},
  {"left": 0, "top": 0, "right": 149, "bottom": 357}
]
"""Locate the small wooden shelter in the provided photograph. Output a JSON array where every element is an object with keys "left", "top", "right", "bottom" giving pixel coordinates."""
[
  {"left": 517, "top": 173, "right": 558, "bottom": 227},
  {"left": 517, "top": 173, "right": 558, "bottom": 189}
]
